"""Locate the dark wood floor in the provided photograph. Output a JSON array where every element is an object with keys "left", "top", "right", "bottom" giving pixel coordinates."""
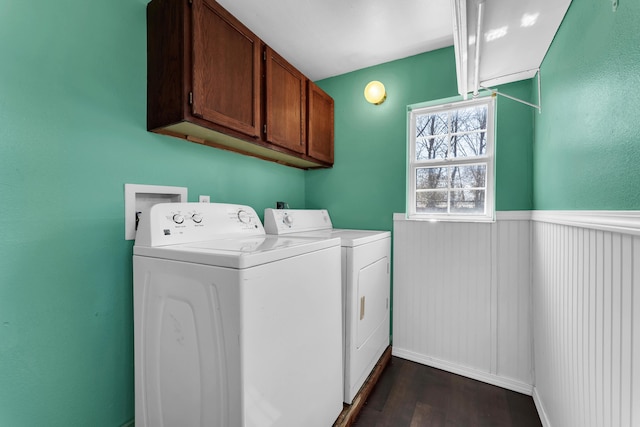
[{"left": 353, "top": 357, "right": 542, "bottom": 427}]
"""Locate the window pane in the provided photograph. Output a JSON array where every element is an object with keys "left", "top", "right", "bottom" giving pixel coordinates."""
[
  {"left": 416, "top": 135, "right": 447, "bottom": 160},
  {"left": 449, "top": 132, "right": 487, "bottom": 157},
  {"left": 450, "top": 190, "right": 485, "bottom": 214},
  {"left": 450, "top": 164, "right": 486, "bottom": 189},
  {"left": 450, "top": 132, "right": 487, "bottom": 158},
  {"left": 416, "top": 191, "right": 448, "bottom": 213},
  {"left": 416, "top": 167, "right": 448, "bottom": 189},
  {"left": 450, "top": 105, "right": 487, "bottom": 133},
  {"left": 416, "top": 112, "right": 448, "bottom": 137}
]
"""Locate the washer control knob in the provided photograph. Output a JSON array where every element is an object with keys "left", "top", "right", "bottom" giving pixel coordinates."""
[
  {"left": 237, "top": 210, "right": 251, "bottom": 224},
  {"left": 283, "top": 214, "right": 293, "bottom": 227},
  {"left": 172, "top": 214, "right": 185, "bottom": 224},
  {"left": 192, "top": 214, "right": 203, "bottom": 224}
]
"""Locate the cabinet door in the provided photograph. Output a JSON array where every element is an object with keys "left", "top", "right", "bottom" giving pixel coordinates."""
[
  {"left": 265, "top": 46, "right": 306, "bottom": 154},
  {"left": 307, "top": 81, "right": 334, "bottom": 164},
  {"left": 191, "top": 0, "right": 261, "bottom": 138}
]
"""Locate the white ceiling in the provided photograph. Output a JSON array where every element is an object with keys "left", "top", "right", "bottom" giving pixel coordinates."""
[
  {"left": 216, "top": 0, "right": 572, "bottom": 87},
  {"left": 216, "top": 0, "right": 454, "bottom": 81}
]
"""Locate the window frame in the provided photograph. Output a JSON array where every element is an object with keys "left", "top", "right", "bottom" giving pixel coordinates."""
[{"left": 407, "top": 95, "right": 496, "bottom": 222}]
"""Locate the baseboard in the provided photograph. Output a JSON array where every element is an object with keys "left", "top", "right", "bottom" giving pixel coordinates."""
[
  {"left": 532, "top": 387, "right": 551, "bottom": 427},
  {"left": 392, "top": 348, "right": 533, "bottom": 396}
]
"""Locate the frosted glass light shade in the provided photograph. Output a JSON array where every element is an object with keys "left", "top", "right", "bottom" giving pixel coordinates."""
[{"left": 364, "top": 81, "right": 386, "bottom": 105}]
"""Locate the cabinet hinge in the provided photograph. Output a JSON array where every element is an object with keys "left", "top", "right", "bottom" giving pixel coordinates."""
[
  {"left": 263, "top": 124, "right": 267, "bottom": 134},
  {"left": 189, "top": 92, "right": 193, "bottom": 105},
  {"left": 188, "top": 0, "right": 192, "bottom": 4},
  {"left": 263, "top": 51, "right": 266, "bottom": 61}
]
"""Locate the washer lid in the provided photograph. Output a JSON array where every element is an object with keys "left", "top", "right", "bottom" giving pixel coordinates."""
[
  {"left": 133, "top": 235, "right": 341, "bottom": 269},
  {"left": 282, "top": 229, "right": 391, "bottom": 247}
]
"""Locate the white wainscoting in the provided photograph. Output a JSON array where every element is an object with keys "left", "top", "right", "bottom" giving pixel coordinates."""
[
  {"left": 392, "top": 212, "right": 533, "bottom": 394},
  {"left": 393, "top": 211, "right": 640, "bottom": 427},
  {"left": 531, "top": 212, "right": 640, "bottom": 427}
]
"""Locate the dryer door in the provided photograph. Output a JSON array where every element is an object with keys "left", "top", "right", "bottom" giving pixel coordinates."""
[
  {"left": 344, "top": 237, "right": 391, "bottom": 403},
  {"left": 356, "top": 254, "right": 389, "bottom": 349}
]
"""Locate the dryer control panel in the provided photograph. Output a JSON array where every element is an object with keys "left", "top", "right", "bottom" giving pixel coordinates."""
[
  {"left": 136, "top": 202, "right": 264, "bottom": 247},
  {"left": 264, "top": 208, "right": 332, "bottom": 234}
]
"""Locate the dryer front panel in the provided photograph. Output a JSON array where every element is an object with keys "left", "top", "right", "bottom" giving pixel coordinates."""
[{"left": 344, "top": 237, "right": 391, "bottom": 403}]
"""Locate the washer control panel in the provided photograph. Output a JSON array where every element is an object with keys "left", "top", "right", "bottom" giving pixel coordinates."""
[
  {"left": 135, "top": 202, "right": 263, "bottom": 247},
  {"left": 263, "top": 208, "right": 332, "bottom": 235}
]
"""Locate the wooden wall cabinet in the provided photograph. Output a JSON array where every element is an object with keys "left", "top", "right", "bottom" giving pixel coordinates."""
[
  {"left": 307, "top": 80, "right": 335, "bottom": 165},
  {"left": 265, "top": 46, "right": 306, "bottom": 155},
  {"left": 147, "top": 0, "right": 334, "bottom": 169},
  {"left": 191, "top": 0, "right": 261, "bottom": 138}
]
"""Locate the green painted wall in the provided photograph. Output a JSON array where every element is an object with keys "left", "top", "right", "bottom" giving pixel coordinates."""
[
  {"left": 307, "top": 48, "right": 534, "bottom": 231},
  {"left": 534, "top": 1, "right": 640, "bottom": 209},
  {"left": 0, "top": 0, "right": 304, "bottom": 425},
  {"left": 0, "top": 0, "right": 544, "bottom": 423},
  {"left": 495, "top": 80, "right": 535, "bottom": 211}
]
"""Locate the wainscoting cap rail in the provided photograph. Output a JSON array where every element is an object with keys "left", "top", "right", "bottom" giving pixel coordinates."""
[
  {"left": 531, "top": 210, "right": 640, "bottom": 236},
  {"left": 393, "top": 211, "right": 531, "bottom": 222}
]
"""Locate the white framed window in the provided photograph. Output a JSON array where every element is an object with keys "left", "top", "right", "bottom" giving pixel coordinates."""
[{"left": 407, "top": 95, "right": 495, "bottom": 221}]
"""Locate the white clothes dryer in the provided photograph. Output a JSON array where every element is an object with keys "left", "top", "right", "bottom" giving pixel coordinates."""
[
  {"left": 264, "top": 208, "right": 391, "bottom": 404},
  {"left": 133, "top": 203, "right": 343, "bottom": 427}
]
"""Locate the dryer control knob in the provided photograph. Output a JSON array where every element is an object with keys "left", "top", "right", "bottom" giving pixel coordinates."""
[
  {"left": 237, "top": 210, "right": 251, "bottom": 224},
  {"left": 283, "top": 214, "right": 293, "bottom": 227},
  {"left": 172, "top": 214, "right": 185, "bottom": 224},
  {"left": 191, "top": 214, "right": 203, "bottom": 224}
]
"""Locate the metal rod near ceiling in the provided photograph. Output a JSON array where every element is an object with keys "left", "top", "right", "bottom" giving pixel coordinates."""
[
  {"left": 472, "top": 0, "right": 484, "bottom": 97},
  {"left": 451, "top": 0, "right": 468, "bottom": 98}
]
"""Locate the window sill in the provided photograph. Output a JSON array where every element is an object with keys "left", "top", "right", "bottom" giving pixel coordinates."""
[{"left": 394, "top": 213, "right": 495, "bottom": 223}]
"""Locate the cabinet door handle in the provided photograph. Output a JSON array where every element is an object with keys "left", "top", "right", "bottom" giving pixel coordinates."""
[{"left": 360, "top": 296, "right": 365, "bottom": 320}]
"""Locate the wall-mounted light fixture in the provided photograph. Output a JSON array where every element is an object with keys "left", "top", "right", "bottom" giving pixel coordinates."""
[{"left": 364, "top": 81, "right": 386, "bottom": 105}]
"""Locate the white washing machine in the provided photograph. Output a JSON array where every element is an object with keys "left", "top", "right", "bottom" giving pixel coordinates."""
[
  {"left": 263, "top": 209, "right": 390, "bottom": 404},
  {"left": 133, "top": 202, "right": 343, "bottom": 427}
]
